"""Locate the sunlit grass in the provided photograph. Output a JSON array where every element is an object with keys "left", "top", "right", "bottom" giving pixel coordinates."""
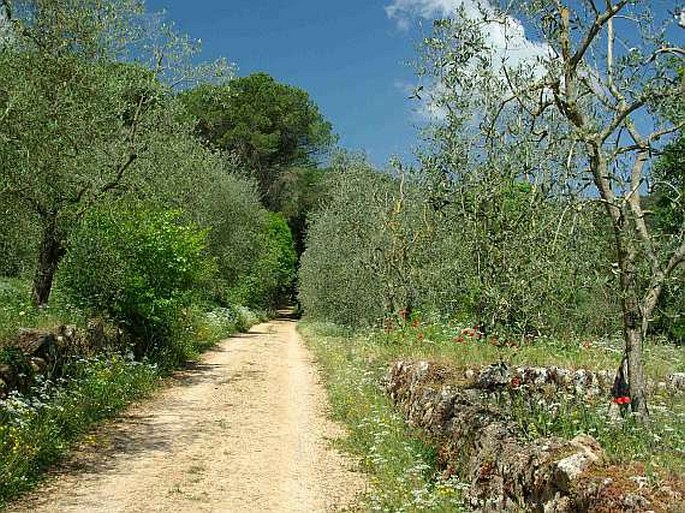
[
  {"left": 302, "top": 318, "right": 685, "bottom": 507},
  {"left": 300, "top": 321, "right": 469, "bottom": 512}
]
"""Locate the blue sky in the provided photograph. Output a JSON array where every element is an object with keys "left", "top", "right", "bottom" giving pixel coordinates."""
[
  {"left": 143, "top": 0, "right": 683, "bottom": 167},
  {"left": 145, "top": 0, "right": 427, "bottom": 166}
]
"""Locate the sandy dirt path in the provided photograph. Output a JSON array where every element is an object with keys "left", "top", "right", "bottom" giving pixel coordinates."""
[{"left": 8, "top": 314, "right": 364, "bottom": 513}]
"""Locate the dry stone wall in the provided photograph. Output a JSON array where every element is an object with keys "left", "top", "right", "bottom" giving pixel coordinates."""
[
  {"left": 387, "top": 361, "right": 683, "bottom": 512},
  {"left": 0, "top": 322, "right": 126, "bottom": 398}
]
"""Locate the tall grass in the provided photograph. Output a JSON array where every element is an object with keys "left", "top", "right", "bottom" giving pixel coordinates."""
[{"left": 300, "top": 322, "right": 469, "bottom": 512}]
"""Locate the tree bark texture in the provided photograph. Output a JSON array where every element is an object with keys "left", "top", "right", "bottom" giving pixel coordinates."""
[{"left": 32, "top": 215, "right": 65, "bottom": 306}]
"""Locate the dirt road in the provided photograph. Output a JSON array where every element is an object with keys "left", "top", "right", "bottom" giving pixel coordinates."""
[{"left": 8, "top": 314, "right": 364, "bottom": 512}]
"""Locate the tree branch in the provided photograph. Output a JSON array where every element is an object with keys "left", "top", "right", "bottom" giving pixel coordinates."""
[
  {"left": 600, "top": 97, "right": 646, "bottom": 142},
  {"left": 569, "top": 0, "right": 628, "bottom": 71}
]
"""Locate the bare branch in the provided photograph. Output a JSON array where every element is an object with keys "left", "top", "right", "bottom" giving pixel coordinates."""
[
  {"left": 569, "top": 0, "right": 628, "bottom": 70},
  {"left": 600, "top": 97, "right": 646, "bottom": 142}
]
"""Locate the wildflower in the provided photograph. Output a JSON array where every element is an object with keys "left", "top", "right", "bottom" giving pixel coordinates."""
[
  {"left": 612, "top": 395, "right": 631, "bottom": 405},
  {"left": 510, "top": 376, "right": 522, "bottom": 389},
  {"left": 411, "top": 318, "right": 420, "bottom": 328},
  {"left": 417, "top": 332, "right": 425, "bottom": 342}
]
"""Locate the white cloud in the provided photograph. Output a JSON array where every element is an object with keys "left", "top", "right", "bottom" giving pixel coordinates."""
[
  {"left": 386, "top": 0, "right": 553, "bottom": 120},
  {"left": 386, "top": 0, "right": 482, "bottom": 27},
  {"left": 387, "top": 0, "right": 551, "bottom": 68}
]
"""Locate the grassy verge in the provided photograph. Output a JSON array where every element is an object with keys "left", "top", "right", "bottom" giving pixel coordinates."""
[
  {"left": 0, "top": 279, "right": 265, "bottom": 508},
  {"left": 0, "top": 355, "right": 158, "bottom": 506},
  {"left": 300, "top": 319, "right": 685, "bottom": 511},
  {"left": 300, "top": 321, "right": 469, "bottom": 512}
]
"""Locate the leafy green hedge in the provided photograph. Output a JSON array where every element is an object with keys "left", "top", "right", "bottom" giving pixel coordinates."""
[
  {"left": 228, "top": 212, "right": 297, "bottom": 310},
  {"left": 60, "top": 207, "right": 214, "bottom": 365}
]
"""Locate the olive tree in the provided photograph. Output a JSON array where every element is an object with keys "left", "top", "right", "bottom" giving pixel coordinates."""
[
  {"left": 299, "top": 154, "right": 440, "bottom": 327},
  {"left": 419, "top": 0, "right": 683, "bottom": 417},
  {"left": 0, "top": 0, "right": 229, "bottom": 305}
]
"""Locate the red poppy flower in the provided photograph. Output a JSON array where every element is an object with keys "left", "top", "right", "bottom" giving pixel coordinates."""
[
  {"left": 417, "top": 332, "right": 425, "bottom": 341},
  {"left": 612, "top": 396, "right": 631, "bottom": 405}
]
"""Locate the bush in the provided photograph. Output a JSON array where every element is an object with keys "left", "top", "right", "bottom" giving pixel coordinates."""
[
  {"left": 60, "top": 207, "right": 214, "bottom": 364},
  {"left": 228, "top": 212, "right": 297, "bottom": 310}
]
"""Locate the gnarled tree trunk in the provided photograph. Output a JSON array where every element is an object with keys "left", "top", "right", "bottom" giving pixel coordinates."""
[
  {"left": 610, "top": 224, "right": 649, "bottom": 420},
  {"left": 32, "top": 215, "right": 65, "bottom": 306}
]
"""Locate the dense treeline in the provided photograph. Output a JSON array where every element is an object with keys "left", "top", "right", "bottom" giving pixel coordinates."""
[
  {"left": 0, "top": 1, "right": 331, "bottom": 498},
  {"left": 0, "top": 0, "right": 327, "bottom": 350}
]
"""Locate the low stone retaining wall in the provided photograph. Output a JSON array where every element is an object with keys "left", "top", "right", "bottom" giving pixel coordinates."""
[
  {"left": 0, "top": 322, "right": 126, "bottom": 398},
  {"left": 387, "top": 361, "right": 683, "bottom": 512}
]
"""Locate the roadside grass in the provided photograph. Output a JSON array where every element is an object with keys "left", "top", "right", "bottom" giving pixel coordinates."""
[
  {"left": 0, "top": 355, "right": 158, "bottom": 507},
  {"left": 301, "top": 318, "right": 685, "bottom": 511},
  {"left": 0, "top": 278, "right": 265, "bottom": 509},
  {"left": 300, "top": 321, "right": 469, "bottom": 512}
]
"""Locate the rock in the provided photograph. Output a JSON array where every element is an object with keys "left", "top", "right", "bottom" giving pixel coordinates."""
[
  {"left": 553, "top": 435, "right": 604, "bottom": 491},
  {"left": 544, "top": 495, "right": 574, "bottom": 513},
  {"left": 13, "top": 328, "right": 57, "bottom": 359},
  {"left": 0, "top": 363, "right": 16, "bottom": 389},
  {"left": 668, "top": 373, "right": 685, "bottom": 392},
  {"left": 622, "top": 493, "right": 650, "bottom": 511},
  {"left": 476, "top": 362, "right": 510, "bottom": 391}
]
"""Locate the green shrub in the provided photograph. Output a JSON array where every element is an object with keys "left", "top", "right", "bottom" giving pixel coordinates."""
[{"left": 60, "top": 207, "right": 214, "bottom": 364}]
